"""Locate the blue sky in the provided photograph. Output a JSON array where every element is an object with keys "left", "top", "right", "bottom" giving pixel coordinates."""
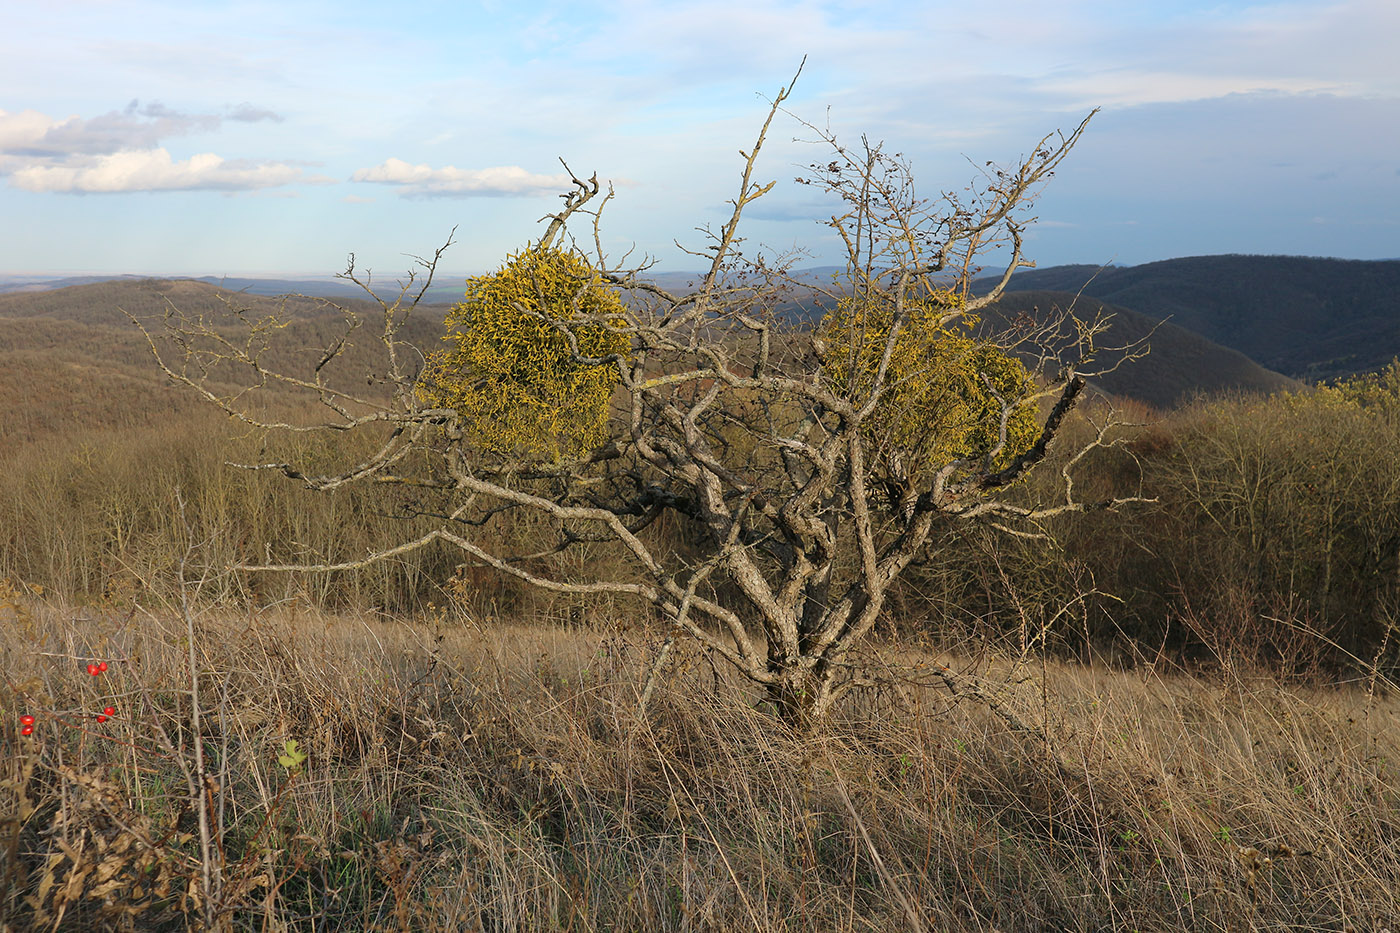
[{"left": 2, "top": 0, "right": 1396, "bottom": 277}]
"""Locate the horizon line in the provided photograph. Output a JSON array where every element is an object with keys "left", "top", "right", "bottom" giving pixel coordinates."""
[{"left": 5, "top": 252, "right": 1399, "bottom": 283}]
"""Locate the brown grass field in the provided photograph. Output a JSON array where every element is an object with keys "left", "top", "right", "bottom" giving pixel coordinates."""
[{"left": 3, "top": 590, "right": 1397, "bottom": 932}]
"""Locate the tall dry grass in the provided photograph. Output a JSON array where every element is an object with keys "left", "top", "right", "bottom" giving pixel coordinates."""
[
  {"left": 3, "top": 589, "right": 1396, "bottom": 931},
  {"left": 0, "top": 414, "right": 622, "bottom": 619}
]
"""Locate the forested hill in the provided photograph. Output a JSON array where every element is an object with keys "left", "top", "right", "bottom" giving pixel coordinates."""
[
  {"left": 988, "top": 255, "right": 1400, "bottom": 382},
  {"left": 776, "top": 281, "right": 1299, "bottom": 409},
  {"left": 981, "top": 290, "right": 1299, "bottom": 409}
]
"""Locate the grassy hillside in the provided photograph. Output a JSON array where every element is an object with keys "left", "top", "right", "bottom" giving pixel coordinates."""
[
  {"left": 993, "top": 255, "right": 1400, "bottom": 381},
  {"left": 3, "top": 601, "right": 1396, "bottom": 931}
]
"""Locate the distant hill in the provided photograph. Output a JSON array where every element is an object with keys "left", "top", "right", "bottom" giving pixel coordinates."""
[
  {"left": 774, "top": 279, "right": 1299, "bottom": 409},
  {"left": 12, "top": 252, "right": 1398, "bottom": 386},
  {"left": 979, "top": 291, "right": 1299, "bottom": 409},
  {"left": 0, "top": 279, "right": 449, "bottom": 446},
  {"left": 0, "top": 277, "right": 381, "bottom": 325},
  {"left": 0, "top": 274, "right": 1301, "bottom": 449},
  {"left": 0, "top": 272, "right": 475, "bottom": 304},
  {"left": 987, "top": 255, "right": 1400, "bottom": 382},
  {"left": 0, "top": 273, "right": 160, "bottom": 294}
]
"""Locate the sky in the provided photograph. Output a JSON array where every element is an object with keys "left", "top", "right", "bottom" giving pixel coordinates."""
[{"left": 2, "top": 0, "right": 1397, "bottom": 279}]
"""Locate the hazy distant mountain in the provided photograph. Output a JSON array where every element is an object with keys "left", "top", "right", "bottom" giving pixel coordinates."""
[
  {"left": 0, "top": 262, "right": 1330, "bottom": 425},
  {"left": 0, "top": 272, "right": 474, "bottom": 304},
  {"left": 1, "top": 275, "right": 1297, "bottom": 440},
  {"left": 0, "top": 273, "right": 161, "bottom": 294},
  {"left": 766, "top": 273, "right": 1299, "bottom": 408},
  {"left": 987, "top": 255, "right": 1400, "bottom": 382},
  {"left": 11, "top": 250, "right": 1397, "bottom": 385},
  {"left": 0, "top": 278, "right": 360, "bottom": 330}
]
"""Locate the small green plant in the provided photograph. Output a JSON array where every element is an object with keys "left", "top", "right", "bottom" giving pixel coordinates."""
[{"left": 278, "top": 739, "right": 307, "bottom": 775}]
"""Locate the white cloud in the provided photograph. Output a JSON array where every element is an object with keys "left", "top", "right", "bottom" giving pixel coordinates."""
[
  {"left": 3, "top": 101, "right": 221, "bottom": 157},
  {"left": 351, "top": 158, "right": 570, "bottom": 196},
  {"left": 10, "top": 148, "right": 322, "bottom": 193},
  {"left": 226, "top": 103, "right": 284, "bottom": 123},
  {"left": 1, "top": 102, "right": 314, "bottom": 194},
  {"left": 1039, "top": 71, "right": 1346, "bottom": 111},
  {"left": 0, "top": 109, "right": 54, "bottom": 151}
]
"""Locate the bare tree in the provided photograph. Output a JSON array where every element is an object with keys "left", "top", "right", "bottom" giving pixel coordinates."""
[{"left": 138, "top": 69, "right": 1145, "bottom": 733}]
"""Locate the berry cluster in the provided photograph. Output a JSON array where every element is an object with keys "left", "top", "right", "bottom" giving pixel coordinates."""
[{"left": 18, "top": 659, "right": 116, "bottom": 737}]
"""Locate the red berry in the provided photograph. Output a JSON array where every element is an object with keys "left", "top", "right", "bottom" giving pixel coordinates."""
[
  {"left": 87, "top": 664, "right": 100, "bottom": 676},
  {"left": 20, "top": 715, "right": 34, "bottom": 726},
  {"left": 103, "top": 707, "right": 116, "bottom": 716},
  {"left": 96, "top": 714, "right": 108, "bottom": 723},
  {"left": 20, "top": 725, "right": 33, "bottom": 736},
  {"left": 98, "top": 661, "right": 108, "bottom": 672}
]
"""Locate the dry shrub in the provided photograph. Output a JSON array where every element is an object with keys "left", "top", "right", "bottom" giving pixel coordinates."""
[
  {"left": 0, "top": 414, "right": 625, "bottom": 617},
  {"left": 1016, "top": 381, "right": 1400, "bottom": 675}
]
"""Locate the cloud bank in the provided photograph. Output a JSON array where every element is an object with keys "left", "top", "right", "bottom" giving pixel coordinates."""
[
  {"left": 351, "top": 158, "right": 571, "bottom": 197},
  {"left": 0, "top": 100, "right": 307, "bottom": 193},
  {"left": 11, "top": 148, "right": 323, "bottom": 193}
]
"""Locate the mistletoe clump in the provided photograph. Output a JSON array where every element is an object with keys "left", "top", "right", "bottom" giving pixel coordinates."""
[
  {"left": 818, "top": 289, "right": 1038, "bottom": 475},
  {"left": 420, "top": 246, "right": 630, "bottom": 462}
]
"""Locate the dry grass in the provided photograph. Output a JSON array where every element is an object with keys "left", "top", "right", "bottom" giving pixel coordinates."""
[{"left": 2, "top": 591, "right": 1396, "bottom": 932}]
